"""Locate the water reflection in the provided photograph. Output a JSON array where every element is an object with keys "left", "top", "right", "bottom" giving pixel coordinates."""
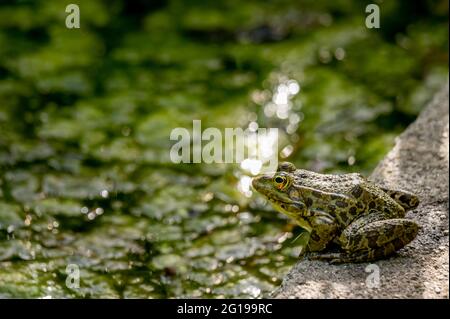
[
  {"left": 237, "top": 78, "right": 303, "bottom": 197},
  {"left": 264, "top": 79, "right": 301, "bottom": 120},
  {"left": 237, "top": 175, "right": 253, "bottom": 197}
]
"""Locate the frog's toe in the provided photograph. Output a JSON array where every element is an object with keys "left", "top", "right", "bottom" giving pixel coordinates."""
[
  {"left": 304, "top": 251, "right": 321, "bottom": 260},
  {"left": 308, "top": 252, "right": 342, "bottom": 261},
  {"left": 329, "top": 257, "right": 348, "bottom": 264},
  {"left": 309, "top": 252, "right": 364, "bottom": 264}
]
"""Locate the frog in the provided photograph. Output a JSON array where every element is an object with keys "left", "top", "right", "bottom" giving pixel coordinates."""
[{"left": 252, "top": 162, "right": 420, "bottom": 263}]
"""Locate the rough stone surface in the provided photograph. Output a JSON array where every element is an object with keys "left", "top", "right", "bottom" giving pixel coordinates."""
[{"left": 272, "top": 82, "right": 449, "bottom": 299}]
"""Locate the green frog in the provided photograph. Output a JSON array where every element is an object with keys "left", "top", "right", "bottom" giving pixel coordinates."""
[{"left": 252, "top": 162, "right": 420, "bottom": 263}]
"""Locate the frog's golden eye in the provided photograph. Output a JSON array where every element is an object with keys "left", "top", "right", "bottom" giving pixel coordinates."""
[{"left": 273, "top": 175, "right": 289, "bottom": 190}]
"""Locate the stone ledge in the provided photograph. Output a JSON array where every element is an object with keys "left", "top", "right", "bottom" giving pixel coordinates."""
[{"left": 272, "top": 80, "right": 449, "bottom": 299}]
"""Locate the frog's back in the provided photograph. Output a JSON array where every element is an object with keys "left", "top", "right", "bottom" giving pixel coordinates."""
[
  {"left": 293, "top": 169, "right": 407, "bottom": 218},
  {"left": 293, "top": 169, "right": 365, "bottom": 195}
]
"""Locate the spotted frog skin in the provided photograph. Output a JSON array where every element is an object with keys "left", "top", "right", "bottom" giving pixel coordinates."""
[{"left": 252, "top": 162, "right": 420, "bottom": 263}]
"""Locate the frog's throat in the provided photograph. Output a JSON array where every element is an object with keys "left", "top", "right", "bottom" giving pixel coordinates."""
[
  {"left": 270, "top": 201, "right": 313, "bottom": 232},
  {"left": 266, "top": 195, "right": 311, "bottom": 216}
]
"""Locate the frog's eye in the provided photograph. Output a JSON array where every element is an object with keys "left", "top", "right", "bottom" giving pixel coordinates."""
[{"left": 273, "top": 175, "right": 289, "bottom": 190}]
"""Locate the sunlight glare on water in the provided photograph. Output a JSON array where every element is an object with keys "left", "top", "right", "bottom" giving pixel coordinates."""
[
  {"left": 237, "top": 78, "right": 301, "bottom": 197},
  {"left": 237, "top": 175, "right": 253, "bottom": 197},
  {"left": 265, "top": 79, "right": 301, "bottom": 120},
  {"left": 241, "top": 158, "right": 262, "bottom": 175}
]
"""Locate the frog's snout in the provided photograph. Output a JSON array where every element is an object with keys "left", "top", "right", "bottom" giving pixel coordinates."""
[
  {"left": 252, "top": 175, "right": 271, "bottom": 193},
  {"left": 251, "top": 175, "right": 262, "bottom": 191}
]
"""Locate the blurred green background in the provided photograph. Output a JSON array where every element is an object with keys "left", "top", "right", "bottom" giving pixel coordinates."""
[{"left": 0, "top": 0, "right": 448, "bottom": 298}]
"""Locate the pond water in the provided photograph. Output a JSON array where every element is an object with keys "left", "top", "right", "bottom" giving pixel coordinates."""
[{"left": 0, "top": 0, "right": 448, "bottom": 298}]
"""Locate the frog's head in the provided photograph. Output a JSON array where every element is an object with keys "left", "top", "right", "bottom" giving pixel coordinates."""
[{"left": 252, "top": 162, "right": 308, "bottom": 218}]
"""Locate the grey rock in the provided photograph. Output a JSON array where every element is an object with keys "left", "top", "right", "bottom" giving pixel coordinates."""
[{"left": 272, "top": 81, "right": 449, "bottom": 299}]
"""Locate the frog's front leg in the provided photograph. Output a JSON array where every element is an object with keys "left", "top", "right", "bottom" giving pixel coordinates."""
[
  {"left": 299, "top": 211, "right": 339, "bottom": 259},
  {"left": 313, "top": 211, "right": 419, "bottom": 263}
]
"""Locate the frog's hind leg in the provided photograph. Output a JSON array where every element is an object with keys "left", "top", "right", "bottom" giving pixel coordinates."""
[
  {"left": 379, "top": 187, "right": 420, "bottom": 210},
  {"left": 339, "top": 216, "right": 419, "bottom": 263},
  {"left": 310, "top": 214, "right": 419, "bottom": 263}
]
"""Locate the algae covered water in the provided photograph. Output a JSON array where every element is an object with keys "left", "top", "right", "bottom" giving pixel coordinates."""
[{"left": 0, "top": 0, "right": 448, "bottom": 298}]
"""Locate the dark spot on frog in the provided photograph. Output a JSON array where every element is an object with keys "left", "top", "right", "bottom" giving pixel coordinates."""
[
  {"left": 369, "top": 201, "right": 376, "bottom": 209},
  {"left": 310, "top": 231, "right": 321, "bottom": 242},
  {"left": 339, "top": 212, "right": 350, "bottom": 225},
  {"left": 305, "top": 197, "right": 313, "bottom": 207},
  {"left": 335, "top": 200, "right": 348, "bottom": 208},
  {"left": 367, "top": 235, "right": 378, "bottom": 248},
  {"left": 349, "top": 206, "right": 357, "bottom": 215},
  {"left": 351, "top": 186, "right": 363, "bottom": 198}
]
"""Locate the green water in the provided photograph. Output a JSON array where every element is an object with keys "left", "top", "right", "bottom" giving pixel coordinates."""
[{"left": 0, "top": 0, "right": 448, "bottom": 298}]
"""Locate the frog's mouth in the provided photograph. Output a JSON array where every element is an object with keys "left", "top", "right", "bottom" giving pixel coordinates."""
[
  {"left": 269, "top": 197, "right": 312, "bottom": 217},
  {"left": 267, "top": 197, "right": 295, "bottom": 213}
]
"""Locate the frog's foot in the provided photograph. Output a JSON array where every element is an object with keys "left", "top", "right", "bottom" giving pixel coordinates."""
[
  {"left": 304, "top": 243, "right": 342, "bottom": 262},
  {"left": 379, "top": 187, "right": 420, "bottom": 210},
  {"left": 307, "top": 246, "right": 401, "bottom": 264},
  {"left": 307, "top": 252, "right": 343, "bottom": 262}
]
